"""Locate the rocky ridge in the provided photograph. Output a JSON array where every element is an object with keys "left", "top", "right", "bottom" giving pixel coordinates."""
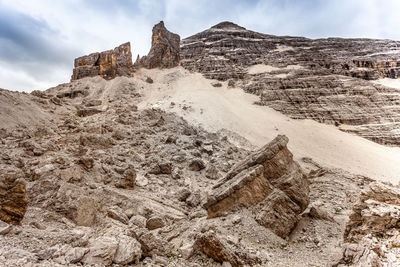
[{"left": 180, "top": 22, "right": 400, "bottom": 146}]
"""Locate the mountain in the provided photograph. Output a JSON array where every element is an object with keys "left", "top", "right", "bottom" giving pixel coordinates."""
[
  {"left": 0, "top": 21, "right": 399, "bottom": 266},
  {"left": 181, "top": 21, "right": 400, "bottom": 146}
]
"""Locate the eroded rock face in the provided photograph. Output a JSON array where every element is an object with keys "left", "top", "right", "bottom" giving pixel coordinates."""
[
  {"left": 180, "top": 22, "right": 400, "bottom": 146},
  {"left": 135, "top": 21, "right": 180, "bottom": 69},
  {"left": 336, "top": 182, "right": 400, "bottom": 266},
  {"left": 71, "top": 42, "right": 133, "bottom": 80},
  {"left": 0, "top": 171, "right": 28, "bottom": 225},
  {"left": 205, "top": 135, "right": 309, "bottom": 238}
]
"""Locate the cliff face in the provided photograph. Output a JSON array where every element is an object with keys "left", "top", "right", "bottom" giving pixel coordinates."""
[
  {"left": 135, "top": 21, "right": 180, "bottom": 69},
  {"left": 180, "top": 22, "right": 400, "bottom": 146},
  {"left": 71, "top": 42, "right": 133, "bottom": 81}
]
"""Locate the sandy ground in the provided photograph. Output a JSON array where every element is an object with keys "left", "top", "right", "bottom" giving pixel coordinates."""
[
  {"left": 136, "top": 67, "right": 400, "bottom": 184},
  {"left": 373, "top": 78, "right": 400, "bottom": 90}
]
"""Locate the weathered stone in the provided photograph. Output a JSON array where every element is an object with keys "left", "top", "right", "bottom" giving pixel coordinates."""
[
  {"left": 75, "top": 196, "right": 97, "bottom": 226},
  {"left": 82, "top": 236, "right": 119, "bottom": 266},
  {"left": 113, "top": 235, "right": 142, "bottom": 265},
  {"left": 0, "top": 172, "right": 28, "bottom": 225},
  {"left": 194, "top": 231, "right": 261, "bottom": 267},
  {"left": 205, "top": 135, "right": 309, "bottom": 238},
  {"left": 336, "top": 182, "right": 400, "bottom": 266},
  {"left": 71, "top": 42, "right": 133, "bottom": 81},
  {"left": 146, "top": 216, "right": 165, "bottom": 230},
  {"left": 123, "top": 165, "right": 136, "bottom": 189},
  {"left": 108, "top": 206, "right": 129, "bottom": 225},
  {"left": 189, "top": 159, "right": 205, "bottom": 171},
  {"left": 64, "top": 247, "right": 89, "bottom": 264},
  {"left": 135, "top": 21, "right": 180, "bottom": 69}
]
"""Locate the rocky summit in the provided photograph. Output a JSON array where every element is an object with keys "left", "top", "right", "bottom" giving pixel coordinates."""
[{"left": 0, "top": 20, "right": 400, "bottom": 266}]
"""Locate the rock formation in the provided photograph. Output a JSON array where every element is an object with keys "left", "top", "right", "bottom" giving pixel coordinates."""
[
  {"left": 180, "top": 22, "right": 400, "bottom": 146},
  {"left": 71, "top": 42, "right": 133, "bottom": 80},
  {"left": 135, "top": 21, "right": 180, "bottom": 68},
  {"left": 336, "top": 182, "right": 400, "bottom": 266},
  {"left": 205, "top": 135, "right": 309, "bottom": 238},
  {"left": 0, "top": 170, "right": 28, "bottom": 225}
]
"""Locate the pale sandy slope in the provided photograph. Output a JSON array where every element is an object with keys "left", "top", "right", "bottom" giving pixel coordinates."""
[{"left": 136, "top": 67, "right": 400, "bottom": 184}]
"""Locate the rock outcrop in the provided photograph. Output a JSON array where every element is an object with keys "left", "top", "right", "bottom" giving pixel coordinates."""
[
  {"left": 71, "top": 42, "right": 133, "bottom": 80},
  {"left": 336, "top": 182, "right": 400, "bottom": 266},
  {"left": 180, "top": 22, "right": 400, "bottom": 146},
  {"left": 0, "top": 171, "right": 28, "bottom": 225},
  {"left": 205, "top": 135, "right": 309, "bottom": 238},
  {"left": 135, "top": 21, "right": 180, "bottom": 69}
]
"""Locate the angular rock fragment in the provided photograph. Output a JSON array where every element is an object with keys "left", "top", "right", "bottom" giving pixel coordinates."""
[{"left": 205, "top": 135, "right": 309, "bottom": 238}]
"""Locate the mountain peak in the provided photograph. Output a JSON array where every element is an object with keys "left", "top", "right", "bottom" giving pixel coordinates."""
[{"left": 211, "top": 21, "right": 246, "bottom": 30}]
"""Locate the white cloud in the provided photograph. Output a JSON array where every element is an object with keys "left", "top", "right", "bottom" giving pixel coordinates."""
[{"left": 1, "top": 0, "right": 400, "bottom": 92}]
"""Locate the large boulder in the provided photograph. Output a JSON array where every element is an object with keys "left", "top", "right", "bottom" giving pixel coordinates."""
[
  {"left": 135, "top": 21, "right": 180, "bottom": 69},
  {"left": 336, "top": 182, "right": 400, "bottom": 266},
  {"left": 71, "top": 42, "right": 133, "bottom": 80},
  {"left": 0, "top": 171, "right": 28, "bottom": 225},
  {"left": 204, "top": 135, "right": 309, "bottom": 238}
]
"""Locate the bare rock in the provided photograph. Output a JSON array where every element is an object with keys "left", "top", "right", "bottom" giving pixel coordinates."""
[
  {"left": 129, "top": 215, "right": 147, "bottom": 228},
  {"left": 113, "top": 235, "right": 142, "bottom": 265},
  {"left": 135, "top": 21, "right": 180, "bottom": 69},
  {"left": 336, "top": 182, "right": 400, "bottom": 266},
  {"left": 205, "top": 135, "right": 309, "bottom": 238},
  {"left": 108, "top": 206, "right": 129, "bottom": 225},
  {"left": 189, "top": 159, "right": 205, "bottom": 171},
  {"left": 71, "top": 42, "right": 133, "bottom": 80},
  {"left": 82, "top": 236, "right": 119, "bottom": 266},
  {"left": 146, "top": 216, "right": 165, "bottom": 230},
  {"left": 194, "top": 231, "right": 261, "bottom": 267},
  {"left": 149, "top": 162, "right": 172, "bottom": 175},
  {"left": 0, "top": 172, "right": 28, "bottom": 225},
  {"left": 64, "top": 247, "right": 89, "bottom": 264},
  {"left": 75, "top": 196, "right": 97, "bottom": 226}
]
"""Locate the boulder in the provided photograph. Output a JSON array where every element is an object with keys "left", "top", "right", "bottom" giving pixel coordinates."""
[
  {"left": 107, "top": 206, "right": 129, "bottom": 225},
  {"left": 135, "top": 21, "right": 180, "bottom": 69},
  {"left": 0, "top": 172, "right": 28, "bottom": 225},
  {"left": 82, "top": 236, "right": 119, "bottom": 266},
  {"left": 146, "top": 216, "right": 165, "bottom": 230},
  {"left": 204, "top": 135, "right": 309, "bottom": 238},
  {"left": 113, "top": 235, "right": 142, "bottom": 265}
]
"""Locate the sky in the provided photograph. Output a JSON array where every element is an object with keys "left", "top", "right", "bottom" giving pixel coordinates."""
[{"left": 1, "top": 0, "right": 400, "bottom": 92}]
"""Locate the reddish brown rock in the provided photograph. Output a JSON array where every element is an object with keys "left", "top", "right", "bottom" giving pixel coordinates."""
[
  {"left": 0, "top": 171, "right": 28, "bottom": 225},
  {"left": 71, "top": 42, "right": 133, "bottom": 81},
  {"left": 205, "top": 135, "right": 309, "bottom": 238},
  {"left": 135, "top": 21, "right": 180, "bottom": 69}
]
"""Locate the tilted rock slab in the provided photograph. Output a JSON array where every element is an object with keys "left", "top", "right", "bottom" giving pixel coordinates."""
[
  {"left": 71, "top": 42, "right": 132, "bottom": 81},
  {"left": 135, "top": 21, "right": 180, "bottom": 69},
  {"left": 205, "top": 135, "right": 309, "bottom": 238},
  {"left": 336, "top": 182, "right": 400, "bottom": 266},
  {"left": 0, "top": 171, "right": 28, "bottom": 225}
]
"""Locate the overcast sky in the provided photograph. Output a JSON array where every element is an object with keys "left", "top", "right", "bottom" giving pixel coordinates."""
[{"left": 2, "top": 0, "right": 400, "bottom": 92}]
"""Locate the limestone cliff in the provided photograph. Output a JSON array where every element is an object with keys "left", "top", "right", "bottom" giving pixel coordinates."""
[
  {"left": 135, "top": 21, "right": 180, "bottom": 69},
  {"left": 71, "top": 42, "right": 133, "bottom": 81}
]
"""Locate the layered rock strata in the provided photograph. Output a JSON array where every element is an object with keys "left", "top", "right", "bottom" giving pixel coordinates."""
[
  {"left": 71, "top": 42, "right": 133, "bottom": 80},
  {"left": 135, "top": 21, "right": 180, "bottom": 69},
  {"left": 205, "top": 135, "right": 309, "bottom": 238},
  {"left": 180, "top": 21, "right": 400, "bottom": 146}
]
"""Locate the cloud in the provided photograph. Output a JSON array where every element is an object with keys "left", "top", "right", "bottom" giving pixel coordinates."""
[{"left": 1, "top": 0, "right": 400, "bottom": 92}]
